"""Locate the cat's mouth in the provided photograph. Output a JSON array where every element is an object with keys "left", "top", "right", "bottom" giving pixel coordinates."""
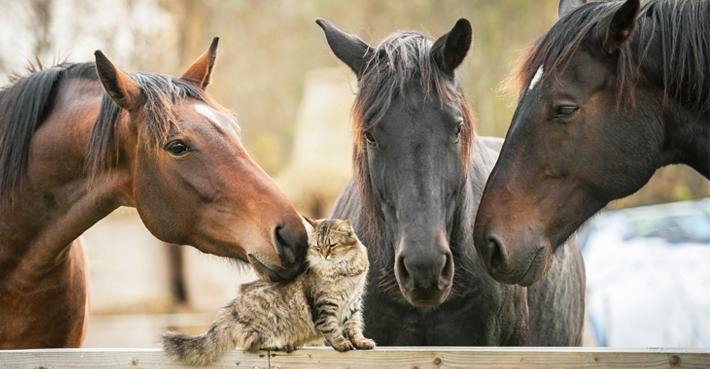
[{"left": 248, "top": 254, "right": 306, "bottom": 282}]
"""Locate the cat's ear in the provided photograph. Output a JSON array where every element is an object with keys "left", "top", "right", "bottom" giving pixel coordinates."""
[
  {"left": 338, "top": 219, "right": 353, "bottom": 232},
  {"left": 302, "top": 215, "right": 316, "bottom": 233}
]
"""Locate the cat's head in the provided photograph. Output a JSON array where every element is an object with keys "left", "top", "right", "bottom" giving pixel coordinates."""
[{"left": 303, "top": 217, "right": 363, "bottom": 261}]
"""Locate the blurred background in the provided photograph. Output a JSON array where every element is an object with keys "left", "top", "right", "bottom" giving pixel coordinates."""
[{"left": 0, "top": 0, "right": 707, "bottom": 348}]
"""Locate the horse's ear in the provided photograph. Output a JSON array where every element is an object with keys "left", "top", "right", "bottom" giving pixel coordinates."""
[
  {"left": 180, "top": 37, "right": 219, "bottom": 89},
  {"left": 431, "top": 18, "right": 472, "bottom": 75},
  {"left": 94, "top": 50, "right": 145, "bottom": 111},
  {"left": 315, "top": 18, "right": 373, "bottom": 77},
  {"left": 604, "top": 0, "right": 639, "bottom": 53},
  {"left": 558, "top": 0, "right": 586, "bottom": 18}
]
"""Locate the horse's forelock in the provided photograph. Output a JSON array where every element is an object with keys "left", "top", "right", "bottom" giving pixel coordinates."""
[
  {"left": 510, "top": 2, "right": 611, "bottom": 98},
  {"left": 511, "top": 0, "right": 710, "bottom": 112}
]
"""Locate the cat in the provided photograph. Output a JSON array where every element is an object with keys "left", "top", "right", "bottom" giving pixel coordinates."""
[{"left": 162, "top": 217, "right": 375, "bottom": 366}]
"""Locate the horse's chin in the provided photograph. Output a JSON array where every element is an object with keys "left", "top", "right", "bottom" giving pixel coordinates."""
[
  {"left": 517, "top": 257, "right": 551, "bottom": 286},
  {"left": 488, "top": 248, "right": 552, "bottom": 287},
  {"left": 248, "top": 254, "right": 306, "bottom": 282},
  {"left": 401, "top": 287, "right": 452, "bottom": 308}
]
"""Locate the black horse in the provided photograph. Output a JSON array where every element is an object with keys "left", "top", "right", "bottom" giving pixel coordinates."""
[
  {"left": 317, "top": 18, "right": 585, "bottom": 345},
  {"left": 475, "top": 0, "right": 710, "bottom": 287}
]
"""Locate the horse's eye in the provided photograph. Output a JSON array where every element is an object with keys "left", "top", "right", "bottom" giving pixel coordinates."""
[
  {"left": 364, "top": 131, "right": 376, "bottom": 145},
  {"left": 555, "top": 105, "right": 579, "bottom": 118},
  {"left": 456, "top": 121, "right": 464, "bottom": 137},
  {"left": 164, "top": 140, "right": 189, "bottom": 156}
]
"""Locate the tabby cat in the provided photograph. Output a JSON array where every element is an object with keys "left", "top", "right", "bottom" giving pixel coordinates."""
[{"left": 162, "top": 218, "right": 375, "bottom": 366}]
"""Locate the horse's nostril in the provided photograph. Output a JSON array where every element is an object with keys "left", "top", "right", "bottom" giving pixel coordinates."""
[
  {"left": 440, "top": 252, "right": 453, "bottom": 279},
  {"left": 484, "top": 234, "right": 506, "bottom": 271},
  {"left": 396, "top": 254, "right": 410, "bottom": 281},
  {"left": 274, "top": 225, "right": 296, "bottom": 264}
]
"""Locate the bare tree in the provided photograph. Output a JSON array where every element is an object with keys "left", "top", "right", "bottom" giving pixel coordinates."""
[{"left": 29, "top": 0, "right": 53, "bottom": 60}]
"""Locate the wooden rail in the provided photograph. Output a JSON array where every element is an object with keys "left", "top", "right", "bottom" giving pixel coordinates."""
[{"left": 0, "top": 347, "right": 708, "bottom": 369}]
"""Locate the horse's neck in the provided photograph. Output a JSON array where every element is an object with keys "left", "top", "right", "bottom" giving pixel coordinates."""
[
  {"left": 662, "top": 103, "right": 710, "bottom": 178},
  {"left": 0, "top": 80, "right": 129, "bottom": 280},
  {"left": 467, "top": 135, "right": 501, "bottom": 203}
]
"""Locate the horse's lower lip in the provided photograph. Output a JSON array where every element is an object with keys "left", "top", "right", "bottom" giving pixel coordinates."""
[
  {"left": 515, "top": 249, "right": 545, "bottom": 287},
  {"left": 248, "top": 254, "right": 305, "bottom": 282},
  {"left": 403, "top": 288, "right": 450, "bottom": 307}
]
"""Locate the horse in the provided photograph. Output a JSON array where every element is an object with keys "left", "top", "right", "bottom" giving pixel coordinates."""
[
  {"left": 317, "top": 19, "right": 585, "bottom": 345},
  {"left": 0, "top": 38, "right": 309, "bottom": 348},
  {"left": 474, "top": 0, "right": 710, "bottom": 286}
]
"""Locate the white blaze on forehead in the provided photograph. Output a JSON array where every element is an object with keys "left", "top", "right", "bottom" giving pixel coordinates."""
[
  {"left": 194, "top": 103, "right": 241, "bottom": 135},
  {"left": 194, "top": 103, "right": 222, "bottom": 123},
  {"left": 528, "top": 65, "right": 544, "bottom": 91}
]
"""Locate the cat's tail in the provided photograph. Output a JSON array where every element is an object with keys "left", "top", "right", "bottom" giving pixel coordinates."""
[{"left": 162, "top": 318, "right": 236, "bottom": 366}]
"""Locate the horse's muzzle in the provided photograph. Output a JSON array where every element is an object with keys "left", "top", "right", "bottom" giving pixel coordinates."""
[
  {"left": 477, "top": 230, "right": 552, "bottom": 286},
  {"left": 395, "top": 245, "right": 454, "bottom": 307},
  {"left": 248, "top": 224, "right": 308, "bottom": 282}
]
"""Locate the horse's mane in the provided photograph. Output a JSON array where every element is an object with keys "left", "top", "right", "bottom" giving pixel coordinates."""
[
  {"left": 0, "top": 61, "right": 210, "bottom": 202},
  {"left": 512, "top": 0, "right": 710, "bottom": 112},
  {"left": 0, "top": 63, "right": 95, "bottom": 201},
  {"left": 351, "top": 30, "right": 476, "bottom": 253}
]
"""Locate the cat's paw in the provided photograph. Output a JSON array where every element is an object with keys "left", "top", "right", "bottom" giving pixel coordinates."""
[
  {"left": 330, "top": 339, "right": 354, "bottom": 352},
  {"left": 280, "top": 344, "right": 297, "bottom": 353},
  {"left": 352, "top": 338, "right": 376, "bottom": 350},
  {"left": 266, "top": 344, "right": 297, "bottom": 353}
]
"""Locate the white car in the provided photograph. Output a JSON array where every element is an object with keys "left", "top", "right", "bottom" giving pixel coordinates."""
[{"left": 578, "top": 198, "right": 710, "bottom": 347}]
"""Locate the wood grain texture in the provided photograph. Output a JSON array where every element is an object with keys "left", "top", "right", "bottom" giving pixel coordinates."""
[
  {"left": 0, "top": 348, "right": 267, "bottom": 369},
  {"left": 0, "top": 347, "right": 708, "bottom": 369}
]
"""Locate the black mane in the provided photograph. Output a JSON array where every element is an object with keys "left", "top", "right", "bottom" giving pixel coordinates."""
[
  {"left": 355, "top": 31, "right": 466, "bottom": 128},
  {"left": 517, "top": 0, "right": 710, "bottom": 112},
  {"left": 0, "top": 63, "right": 96, "bottom": 201}
]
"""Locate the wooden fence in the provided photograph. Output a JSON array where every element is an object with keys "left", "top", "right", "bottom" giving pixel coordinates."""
[{"left": 0, "top": 347, "right": 708, "bottom": 369}]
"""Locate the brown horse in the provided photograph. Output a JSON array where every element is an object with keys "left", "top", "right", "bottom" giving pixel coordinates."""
[{"left": 0, "top": 39, "right": 308, "bottom": 348}]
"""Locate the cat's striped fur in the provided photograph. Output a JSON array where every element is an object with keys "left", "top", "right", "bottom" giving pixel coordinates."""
[{"left": 162, "top": 218, "right": 374, "bottom": 366}]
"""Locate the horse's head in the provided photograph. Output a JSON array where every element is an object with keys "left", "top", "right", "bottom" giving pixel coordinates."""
[
  {"left": 318, "top": 19, "right": 474, "bottom": 307},
  {"left": 474, "top": 0, "right": 657, "bottom": 286},
  {"left": 91, "top": 39, "right": 308, "bottom": 281}
]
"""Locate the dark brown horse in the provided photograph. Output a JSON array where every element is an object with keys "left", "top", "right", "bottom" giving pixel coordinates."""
[
  {"left": 474, "top": 0, "right": 709, "bottom": 286},
  {"left": 318, "top": 19, "right": 584, "bottom": 345},
  {"left": 0, "top": 39, "right": 308, "bottom": 348}
]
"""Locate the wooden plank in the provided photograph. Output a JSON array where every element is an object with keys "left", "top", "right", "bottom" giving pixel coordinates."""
[
  {"left": 0, "top": 347, "right": 708, "bottom": 369},
  {"left": 0, "top": 348, "right": 268, "bottom": 369},
  {"left": 268, "top": 347, "right": 710, "bottom": 369}
]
